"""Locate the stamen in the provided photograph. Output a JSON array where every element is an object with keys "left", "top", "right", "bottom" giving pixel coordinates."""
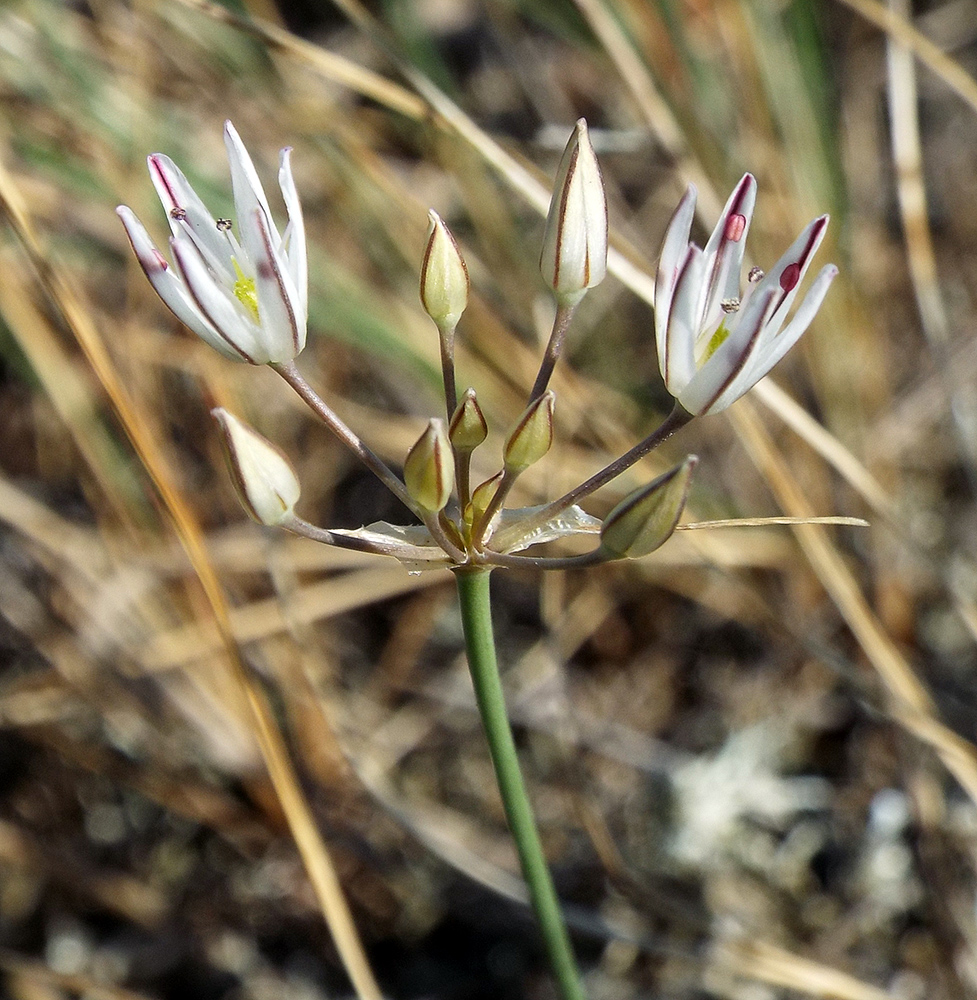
[
  {"left": 216, "top": 218, "right": 233, "bottom": 232},
  {"left": 170, "top": 207, "right": 187, "bottom": 221},
  {"left": 720, "top": 298, "right": 740, "bottom": 314},
  {"left": 748, "top": 266, "right": 764, "bottom": 283}
]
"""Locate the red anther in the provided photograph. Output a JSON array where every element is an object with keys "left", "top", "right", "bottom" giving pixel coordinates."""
[
  {"left": 780, "top": 262, "right": 800, "bottom": 292},
  {"left": 724, "top": 213, "right": 747, "bottom": 242}
]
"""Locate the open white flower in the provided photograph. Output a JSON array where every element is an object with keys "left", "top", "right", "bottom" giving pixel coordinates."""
[
  {"left": 655, "top": 174, "right": 837, "bottom": 416},
  {"left": 117, "top": 121, "right": 307, "bottom": 365}
]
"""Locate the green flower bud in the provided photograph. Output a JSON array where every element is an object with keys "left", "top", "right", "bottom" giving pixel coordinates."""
[
  {"left": 404, "top": 419, "right": 455, "bottom": 513},
  {"left": 600, "top": 456, "right": 697, "bottom": 558},
  {"left": 420, "top": 210, "right": 469, "bottom": 328},
  {"left": 504, "top": 392, "right": 555, "bottom": 473},
  {"left": 469, "top": 471, "right": 503, "bottom": 527},
  {"left": 212, "top": 408, "right": 301, "bottom": 526},
  {"left": 449, "top": 388, "right": 488, "bottom": 452},
  {"left": 539, "top": 118, "right": 608, "bottom": 307}
]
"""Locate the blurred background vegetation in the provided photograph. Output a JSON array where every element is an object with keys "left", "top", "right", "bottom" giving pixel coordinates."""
[{"left": 4, "top": 0, "right": 977, "bottom": 997}]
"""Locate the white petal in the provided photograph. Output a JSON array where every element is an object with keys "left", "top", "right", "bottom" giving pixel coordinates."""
[
  {"left": 171, "top": 236, "right": 263, "bottom": 363},
  {"left": 278, "top": 147, "right": 308, "bottom": 317},
  {"left": 680, "top": 286, "right": 777, "bottom": 415},
  {"left": 661, "top": 245, "right": 707, "bottom": 396},
  {"left": 655, "top": 184, "right": 697, "bottom": 351},
  {"left": 748, "top": 263, "right": 838, "bottom": 377},
  {"left": 117, "top": 206, "right": 236, "bottom": 353},
  {"left": 700, "top": 174, "right": 757, "bottom": 327},
  {"left": 224, "top": 121, "right": 280, "bottom": 250},
  {"left": 759, "top": 215, "right": 829, "bottom": 334},
  {"left": 147, "top": 154, "right": 234, "bottom": 282},
  {"left": 249, "top": 208, "right": 305, "bottom": 361}
]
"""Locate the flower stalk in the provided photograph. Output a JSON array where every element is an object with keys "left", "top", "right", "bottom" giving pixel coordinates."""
[{"left": 454, "top": 568, "right": 587, "bottom": 1000}]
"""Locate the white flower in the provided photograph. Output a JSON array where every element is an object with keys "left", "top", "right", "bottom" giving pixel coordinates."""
[
  {"left": 539, "top": 119, "right": 608, "bottom": 307},
  {"left": 117, "top": 121, "right": 307, "bottom": 365},
  {"left": 655, "top": 174, "right": 837, "bottom": 416}
]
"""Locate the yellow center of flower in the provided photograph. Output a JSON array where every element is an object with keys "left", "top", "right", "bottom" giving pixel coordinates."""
[
  {"left": 703, "top": 323, "right": 730, "bottom": 363},
  {"left": 232, "top": 259, "right": 259, "bottom": 321}
]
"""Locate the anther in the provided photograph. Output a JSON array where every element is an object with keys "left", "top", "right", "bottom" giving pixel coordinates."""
[
  {"left": 170, "top": 207, "right": 187, "bottom": 221},
  {"left": 779, "top": 262, "right": 801, "bottom": 292},
  {"left": 216, "top": 218, "right": 233, "bottom": 232},
  {"left": 723, "top": 213, "right": 747, "bottom": 242},
  {"left": 720, "top": 298, "right": 740, "bottom": 314},
  {"left": 748, "top": 266, "right": 764, "bottom": 283}
]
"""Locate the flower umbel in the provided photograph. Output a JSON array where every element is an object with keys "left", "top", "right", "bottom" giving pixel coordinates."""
[
  {"left": 117, "top": 121, "right": 307, "bottom": 365},
  {"left": 122, "top": 121, "right": 847, "bottom": 575},
  {"left": 655, "top": 175, "right": 837, "bottom": 416}
]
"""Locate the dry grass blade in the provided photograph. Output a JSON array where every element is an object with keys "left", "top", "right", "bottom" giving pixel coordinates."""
[
  {"left": 714, "top": 938, "right": 897, "bottom": 1000},
  {"left": 142, "top": 565, "right": 448, "bottom": 672},
  {"left": 838, "top": 0, "right": 977, "bottom": 113},
  {"left": 753, "top": 381, "right": 898, "bottom": 520},
  {"left": 884, "top": 0, "right": 977, "bottom": 474},
  {"left": 572, "top": 0, "right": 723, "bottom": 219}
]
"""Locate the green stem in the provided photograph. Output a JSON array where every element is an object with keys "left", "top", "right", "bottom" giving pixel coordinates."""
[{"left": 453, "top": 568, "right": 587, "bottom": 1000}]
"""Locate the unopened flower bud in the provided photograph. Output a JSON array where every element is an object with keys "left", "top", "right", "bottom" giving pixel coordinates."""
[
  {"left": 449, "top": 388, "right": 488, "bottom": 452},
  {"left": 600, "top": 456, "right": 697, "bottom": 558},
  {"left": 504, "top": 392, "right": 555, "bottom": 473},
  {"left": 212, "top": 408, "right": 301, "bottom": 526},
  {"left": 469, "top": 471, "right": 503, "bottom": 528},
  {"left": 420, "top": 210, "right": 469, "bottom": 328},
  {"left": 539, "top": 119, "right": 608, "bottom": 307},
  {"left": 404, "top": 419, "right": 455, "bottom": 513}
]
